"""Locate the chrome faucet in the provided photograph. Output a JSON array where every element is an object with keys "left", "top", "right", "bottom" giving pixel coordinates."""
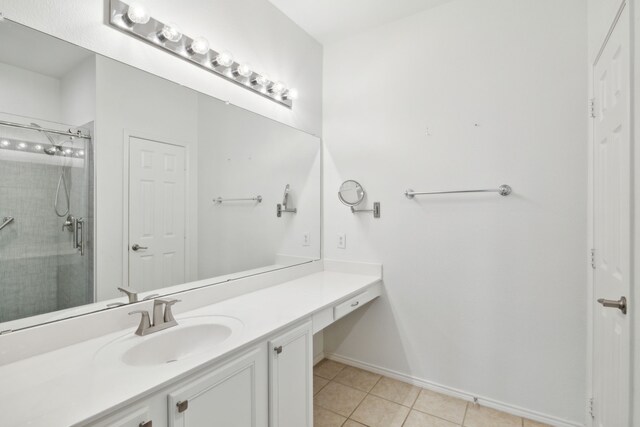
[{"left": 129, "top": 298, "right": 180, "bottom": 336}]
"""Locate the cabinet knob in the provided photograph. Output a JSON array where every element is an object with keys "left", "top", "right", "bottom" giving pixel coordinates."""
[
  {"left": 274, "top": 346, "right": 283, "bottom": 354},
  {"left": 139, "top": 421, "right": 152, "bottom": 427},
  {"left": 177, "top": 400, "right": 189, "bottom": 413}
]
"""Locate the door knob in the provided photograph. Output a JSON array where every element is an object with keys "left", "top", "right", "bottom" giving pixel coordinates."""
[
  {"left": 132, "top": 243, "right": 148, "bottom": 252},
  {"left": 597, "top": 296, "right": 627, "bottom": 315}
]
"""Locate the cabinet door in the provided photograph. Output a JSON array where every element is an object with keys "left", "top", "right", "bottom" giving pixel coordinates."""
[
  {"left": 269, "top": 321, "right": 312, "bottom": 427},
  {"left": 90, "top": 405, "right": 154, "bottom": 427},
  {"left": 168, "top": 346, "right": 267, "bottom": 427}
]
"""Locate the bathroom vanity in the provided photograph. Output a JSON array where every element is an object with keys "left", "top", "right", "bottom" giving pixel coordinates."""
[
  {"left": 0, "top": 12, "right": 382, "bottom": 427},
  {"left": 0, "top": 261, "right": 382, "bottom": 426}
]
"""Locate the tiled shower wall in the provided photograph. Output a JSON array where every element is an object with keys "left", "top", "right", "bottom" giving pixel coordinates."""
[
  {"left": 0, "top": 133, "right": 93, "bottom": 322},
  {"left": 56, "top": 161, "right": 93, "bottom": 311}
]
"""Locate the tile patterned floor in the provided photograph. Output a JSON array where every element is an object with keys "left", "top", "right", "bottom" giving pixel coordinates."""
[{"left": 313, "top": 359, "right": 551, "bottom": 427}]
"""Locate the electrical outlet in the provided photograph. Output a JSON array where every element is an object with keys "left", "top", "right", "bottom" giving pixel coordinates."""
[
  {"left": 337, "top": 233, "right": 346, "bottom": 249},
  {"left": 303, "top": 232, "right": 310, "bottom": 246}
]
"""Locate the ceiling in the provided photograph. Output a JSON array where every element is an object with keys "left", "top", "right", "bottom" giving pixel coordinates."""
[
  {"left": 0, "top": 20, "right": 92, "bottom": 79},
  {"left": 268, "top": 0, "right": 454, "bottom": 44}
]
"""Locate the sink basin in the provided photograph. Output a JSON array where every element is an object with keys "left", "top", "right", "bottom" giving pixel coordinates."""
[{"left": 95, "top": 315, "right": 243, "bottom": 367}]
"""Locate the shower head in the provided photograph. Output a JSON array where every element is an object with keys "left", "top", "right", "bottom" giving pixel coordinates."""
[
  {"left": 30, "top": 122, "right": 58, "bottom": 146},
  {"left": 43, "top": 146, "right": 60, "bottom": 155}
]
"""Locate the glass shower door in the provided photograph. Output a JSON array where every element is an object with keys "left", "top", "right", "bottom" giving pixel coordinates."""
[{"left": 0, "top": 117, "right": 93, "bottom": 324}]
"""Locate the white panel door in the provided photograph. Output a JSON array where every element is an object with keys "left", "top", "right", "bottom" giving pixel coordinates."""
[
  {"left": 129, "top": 137, "right": 186, "bottom": 292},
  {"left": 592, "top": 4, "right": 631, "bottom": 426},
  {"left": 269, "top": 322, "right": 312, "bottom": 427}
]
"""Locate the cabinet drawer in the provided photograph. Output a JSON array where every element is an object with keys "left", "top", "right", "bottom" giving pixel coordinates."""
[{"left": 333, "top": 288, "right": 378, "bottom": 321}]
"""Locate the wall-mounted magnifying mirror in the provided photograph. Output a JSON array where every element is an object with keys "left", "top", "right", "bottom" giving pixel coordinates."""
[
  {"left": 277, "top": 184, "right": 297, "bottom": 217},
  {"left": 338, "top": 180, "right": 366, "bottom": 207},
  {"left": 338, "top": 180, "right": 380, "bottom": 218}
]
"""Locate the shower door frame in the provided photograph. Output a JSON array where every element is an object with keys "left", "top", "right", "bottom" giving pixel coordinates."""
[{"left": 0, "top": 112, "right": 96, "bottom": 323}]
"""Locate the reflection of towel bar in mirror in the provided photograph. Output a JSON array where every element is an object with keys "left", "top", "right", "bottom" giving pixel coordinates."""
[
  {"left": 0, "top": 216, "right": 14, "bottom": 232},
  {"left": 405, "top": 185, "right": 512, "bottom": 199},
  {"left": 214, "top": 196, "right": 263, "bottom": 204}
]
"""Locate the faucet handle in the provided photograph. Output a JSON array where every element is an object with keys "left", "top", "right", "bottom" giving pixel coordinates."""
[
  {"left": 129, "top": 310, "right": 151, "bottom": 336},
  {"left": 155, "top": 299, "right": 181, "bottom": 323},
  {"left": 118, "top": 287, "right": 139, "bottom": 303}
]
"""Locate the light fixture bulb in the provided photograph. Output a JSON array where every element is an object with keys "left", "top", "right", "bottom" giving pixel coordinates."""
[
  {"left": 125, "top": 2, "right": 150, "bottom": 25},
  {"left": 64, "top": 148, "right": 73, "bottom": 155},
  {"left": 1, "top": 140, "right": 10, "bottom": 147},
  {"left": 78, "top": 150, "right": 85, "bottom": 156},
  {"left": 270, "top": 81, "right": 286, "bottom": 95},
  {"left": 236, "top": 63, "right": 252, "bottom": 77},
  {"left": 188, "top": 37, "right": 210, "bottom": 55},
  {"left": 158, "top": 23, "right": 182, "bottom": 43},
  {"left": 34, "top": 144, "right": 43, "bottom": 151},
  {"left": 213, "top": 51, "right": 234, "bottom": 67},
  {"left": 17, "top": 142, "right": 27, "bottom": 150},
  {"left": 285, "top": 88, "right": 299, "bottom": 100},
  {"left": 253, "top": 74, "right": 270, "bottom": 87}
]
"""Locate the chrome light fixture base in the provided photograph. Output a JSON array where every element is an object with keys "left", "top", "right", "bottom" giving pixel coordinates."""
[{"left": 109, "top": 0, "right": 293, "bottom": 108}]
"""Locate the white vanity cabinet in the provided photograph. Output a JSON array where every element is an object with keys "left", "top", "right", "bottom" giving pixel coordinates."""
[
  {"left": 90, "top": 404, "right": 157, "bottom": 427},
  {"left": 167, "top": 346, "right": 268, "bottom": 427},
  {"left": 268, "top": 321, "right": 313, "bottom": 427}
]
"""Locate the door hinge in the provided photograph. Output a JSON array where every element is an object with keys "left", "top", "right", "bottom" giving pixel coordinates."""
[
  {"left": 588, "top": 397, "right": 595, "bottom": 419},
  {"left": 274, "top": 346, "right": 283, "bottom": 355},
  {"left": 589, "top": 98, "right": 596, "bottom": 118},
  {"left": 590, "top": 248, "right": 596, "bottom": 269}
]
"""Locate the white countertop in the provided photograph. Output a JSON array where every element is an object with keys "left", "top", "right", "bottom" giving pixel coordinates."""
[{"left": 0, "top": 269, "right": 381, "bottom": 427}]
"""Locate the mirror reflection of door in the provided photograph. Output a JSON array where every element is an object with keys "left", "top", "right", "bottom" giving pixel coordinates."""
[{"left": 128, "top": 136, "right": 186, "bottom": 292}]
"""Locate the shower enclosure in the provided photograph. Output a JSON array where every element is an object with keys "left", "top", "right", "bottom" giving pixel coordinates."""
[{"left": 0, "top": 117, "right": 93, "bottom": 323}]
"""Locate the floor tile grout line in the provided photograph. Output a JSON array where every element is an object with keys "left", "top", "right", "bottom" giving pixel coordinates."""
[
  {"left": 314, "top": 400, "right": 350, "bottom": 422},
  {"left": 316, "top": 359, "right": 531, "bottom": 427},
  {"left": 462, "top": 402, "right": 469, "bottom": 426},
  {"left": 409, "top": 404, "right": 467, "bottom": 426}
]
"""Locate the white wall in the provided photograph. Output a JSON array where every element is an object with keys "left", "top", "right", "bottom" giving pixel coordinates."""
[
  {"left": 95, "top": 56, "right": 199, "bottom": 301},
  {"left": 197, "top": 96, "right": 321, "bottom": 278},
  {"left": 61, "top": 56, "right": 97, "bottom": 127},
  {"left": 0, "top": 61, "right": 62, "bottom": 122},
  {"left": 0, "top": 0, "right": 323, "bottom": 137},
  {"left": 95, "top": 56, "right": 321, "bottom": 301},
  {"left": 322, "top": 0, "right": 588, "bottom": 424}
]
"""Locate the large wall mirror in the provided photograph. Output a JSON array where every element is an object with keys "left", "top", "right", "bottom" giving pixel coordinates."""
[{"left": 0, "top": 20, "right": 321, "bottom": 331}]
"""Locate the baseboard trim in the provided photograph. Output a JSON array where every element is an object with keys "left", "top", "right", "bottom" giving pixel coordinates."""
[
  {"left": 325, "top": 353, "right": 583, "bottom": 427},
  {"left": 313, "top": 352, "right": 325, "bottom": 366}
]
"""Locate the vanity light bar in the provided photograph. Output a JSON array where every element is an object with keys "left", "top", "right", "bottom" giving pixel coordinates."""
[{"left": 109, "top": 0, "right": 297, "bottom": 108}]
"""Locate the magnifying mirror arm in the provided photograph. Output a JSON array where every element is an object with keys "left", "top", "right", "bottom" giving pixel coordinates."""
[
  {"left": 277, "top": 204, "right": 298, "bottom": 217},
  {"left": 350, "top": 202, "right": 381, "bottom": 218}
]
